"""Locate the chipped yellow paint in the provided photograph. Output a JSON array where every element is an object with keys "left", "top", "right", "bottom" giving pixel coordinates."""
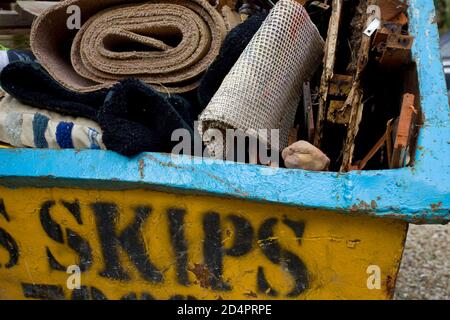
[
  {"left": 0, "top": 186, "right": 407, "bottom": 300},
  {"left": 0, "top": 143, "right": 12, "bottom": 149}
]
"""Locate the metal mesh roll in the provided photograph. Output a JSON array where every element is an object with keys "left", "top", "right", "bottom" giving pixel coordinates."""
[{"left": 198, "top": 0, "right": 324, "bottom": 158}]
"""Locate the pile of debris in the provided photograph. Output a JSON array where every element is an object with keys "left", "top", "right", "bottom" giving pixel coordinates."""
[
  {"left": 0, "top": 0, "right": 421, "bottom": 173},
  {"left": 299, "top": 0, "right": 420, "bottom": 172}
]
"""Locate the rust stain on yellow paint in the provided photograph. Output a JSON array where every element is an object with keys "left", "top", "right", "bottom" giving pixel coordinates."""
[{"left": 0, "top": 186, "right": 407, "bottom": 300}]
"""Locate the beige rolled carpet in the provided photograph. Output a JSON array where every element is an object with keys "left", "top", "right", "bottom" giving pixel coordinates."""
[
  {"left": 31, "top": 0, "right": 228, "bottom": 93},
  {"left": 198, "top": 0, "right": 324, "bottom": 158}
]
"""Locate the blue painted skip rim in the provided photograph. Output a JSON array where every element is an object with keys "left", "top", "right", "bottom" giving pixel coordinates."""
[{"left": 0, "top": 0, "right": 448, "bottom": 224}]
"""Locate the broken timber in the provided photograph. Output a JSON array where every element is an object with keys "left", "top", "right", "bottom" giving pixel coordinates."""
[
  {"left": 314, "top": 0, "right": 343, "bottom": 148},
  {"left": 340, "top": 0, "right": 376, "bottom": 172},
  {"left": 391, "top": 93, "right": 416, "bottom": 168}
]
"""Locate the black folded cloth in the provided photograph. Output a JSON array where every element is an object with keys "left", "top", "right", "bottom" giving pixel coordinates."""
[
  {"left": 0, "top": 61, "right": 106, "bottom": 120},
  {"left": 99, "top": 79, "right": 194, "bottom": 156},
  {"left": 0, "top": 61, "right": 194, "bottom": 156}
]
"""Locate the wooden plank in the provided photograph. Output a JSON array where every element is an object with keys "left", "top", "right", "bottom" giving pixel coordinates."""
[
  {"left": 326, "top": 74, "right": 353, "bottom": 124},
  {"left": 0, "top": 10, "right": 33, "bottom": 28},
  {"left": 0, "top": 1, "right": 56, "bottom": 28},
  {"left": 340, "top": 0, "right": 376, "bottom": 172},
  {"left": 391, "top": 93, "right": 415, "bottom": 168},
  {"left": 314, "top": 0, "right": 343, "bottom": 148}
]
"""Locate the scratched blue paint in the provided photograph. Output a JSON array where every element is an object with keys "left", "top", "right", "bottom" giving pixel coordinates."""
[{"left": 0, "top": 0, "right": 448, "bottom": 224}]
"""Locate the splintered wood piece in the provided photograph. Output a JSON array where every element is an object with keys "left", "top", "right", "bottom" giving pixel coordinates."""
[
  {"left": 340, "top": 0, "right": 376, "bottom": 172},
  {"left": 391, "top": 93, "right": 415, "bottom": 168},
  {"left": 328, "top": 100, "right": 351, "bottom": 124},
  {"left": 327, "top": 74, "right": 354, "bottom": 124},
  {"left": 340, "top": 87, "right": 364, "bottom": 172},
  {"left": 328, "top": 74, "right": 353, "bottom": 97},
  {"left": 303, "top": 82, "right": 315, "bottom": 142},
  {"left": 314, "top": 0, "right": 343, "bottom": 148}
]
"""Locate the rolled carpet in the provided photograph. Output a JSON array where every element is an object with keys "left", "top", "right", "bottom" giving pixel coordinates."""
[
  {"left": 198, "top": 0, "right": 324, "bottom": 158},
  {"left": 31, "top": 0, "right": 228, "bottom": 94}
]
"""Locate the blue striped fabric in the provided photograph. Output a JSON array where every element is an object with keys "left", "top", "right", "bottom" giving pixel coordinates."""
[
  {"left": 0, "top": 95, "right": 105, "bottom": 150},
  {"left": 32, "top": 113, "right": 49, "bottom": 148},
  {"left": 56, "top": 122, "right": 74, "bottom": 149}
]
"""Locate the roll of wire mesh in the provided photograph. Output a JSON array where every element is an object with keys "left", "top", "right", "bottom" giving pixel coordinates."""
[{"left": 198, "top": 0, "right": 324, "bottom": 159}]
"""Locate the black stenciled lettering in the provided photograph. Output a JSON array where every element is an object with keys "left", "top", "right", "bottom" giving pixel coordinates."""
[
  {"left": 0, "top": 199, "right": 10, "bottom": 222},
  {"left": 121, "top": 292, "right": 155, "bottom": 300},
  {"left": 257, "top": 266, "right": 278, "bottom": 297},
  {"left": 91, "top": 203, "right": 163, "bottom": 283},
  {"left": 22, "top": 283, "right": 65, "bottom": 300},
  {"left": 257, "top": 218, "right": 309, "bottom": 298},
  {"left": 40, "top": 201, "right": 64, "bottom": 243},
  {"left": 282, "top": 218, "right": 306, "bottom": 245},
  {"left": 0, "top": 199, "right": 19, "bottom": 269},
  {"left": 62, "top": 201, "right": 83, "bottom": 224},
  {"left": 203, "top": 212, "right": 255, "bottom": 291},
  {"left": 167, "top": 208, "right": 190, "bottom": 286},
  {"left": 169, "top": 295, "right": 197, "bottom": 300},
  {"left": 225, "top": 215, "right": 254, "bottom": 257},
  {"left": 203, "top": 212, "right": 231, "bottom": 291},
  {"left": 71, "top": 286, "right": 108, "bottom": 300},
  {"left": 39, "top": 200, "right": 92, "bottom": 271},
  {"left": 66, "top": 228, "right": 92, "bottom": 270},
  {"left": 0, "top": 227, "right": 19, "bottom": 268}
]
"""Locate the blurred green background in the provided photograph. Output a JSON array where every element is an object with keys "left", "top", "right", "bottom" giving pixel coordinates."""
[{"left": 435, "top": 0, "right": 450, "bottom": 32}]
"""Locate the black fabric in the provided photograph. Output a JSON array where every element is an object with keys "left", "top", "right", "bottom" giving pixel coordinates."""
[
  {"left": 0, "top": 61, "right": 194, "bottom": 156},
  {"left": 197, "top": 12, "right": 268, "bottom": 109},
  {"left": 98, "top": 78, "right": 194, "bottom": 156},
  {"left": 0, "top": 62, "right": 105, "bottom": 121}
]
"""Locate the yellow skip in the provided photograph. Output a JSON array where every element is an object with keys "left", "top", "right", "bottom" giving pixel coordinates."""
[{"left": 0, "top": 186, "right": 407, "bottom": 300}]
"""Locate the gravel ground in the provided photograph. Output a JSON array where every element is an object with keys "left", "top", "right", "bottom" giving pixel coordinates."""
[{"left": 394, "top": 224, "right": 450, "bottom": 300}]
